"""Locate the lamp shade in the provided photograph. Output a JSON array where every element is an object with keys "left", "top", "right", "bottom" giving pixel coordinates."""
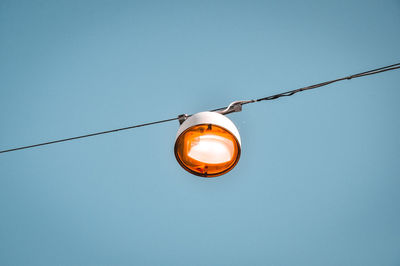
[{"left": 174, "top": 112, "right": 241, "bottom": 177}]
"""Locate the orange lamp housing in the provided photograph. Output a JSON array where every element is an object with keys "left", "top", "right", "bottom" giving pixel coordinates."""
[{"left": 174, "top": 112, "right": 241, "bottom": 177}]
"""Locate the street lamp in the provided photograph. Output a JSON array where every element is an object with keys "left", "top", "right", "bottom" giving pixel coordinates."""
[{"left": 174, "top": 101, "right": 248, "bottom": 177}]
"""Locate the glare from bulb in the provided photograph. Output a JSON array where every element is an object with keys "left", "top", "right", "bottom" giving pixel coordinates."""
[{"left": 187, "top": 135, "right": 234, "bottom": 164}]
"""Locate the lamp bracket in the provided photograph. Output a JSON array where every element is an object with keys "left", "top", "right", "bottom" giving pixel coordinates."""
[
  {"left": 217, "top": 100, "right": 255, "bottom": 115},
  {"left": 177, "top": 100, "right": 255, "bottom": 125},
  {"left": 178, "top": 114, "right": 189, "bottom": 125}
]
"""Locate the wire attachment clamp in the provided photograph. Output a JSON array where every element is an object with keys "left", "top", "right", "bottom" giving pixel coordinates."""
[
  {"left": 178, "top": 114, "right": 189, "bottom": 125},
  {"left": 216, "top": 100, "right": 255, "bottom": 115},
  {"left": 177, "top": 99, "right": 255, "bottom": 125}
]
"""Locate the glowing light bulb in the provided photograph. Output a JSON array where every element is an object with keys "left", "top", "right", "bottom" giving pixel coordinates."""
[{"left": 188, "top": 135, "right": 234, "bottom": 164}]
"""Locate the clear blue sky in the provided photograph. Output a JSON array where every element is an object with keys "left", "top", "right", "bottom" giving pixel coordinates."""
[{"left": 1, "top": 0, "right": 399, "bottom": 265}]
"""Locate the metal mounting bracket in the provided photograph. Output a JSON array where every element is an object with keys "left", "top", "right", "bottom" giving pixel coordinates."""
[
  {"left": 178, "top": 114, "right": 189, "bottom": 125},
  {"left": 176, "top": 100, "right": 255, "bottom": 125},
  {"left": 216, "top": 100, "right": 255, "bottom": 115}
]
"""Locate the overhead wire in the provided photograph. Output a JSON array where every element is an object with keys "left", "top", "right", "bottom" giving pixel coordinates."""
[
  {"left": 211, "top": 62, "right": 400, "bottom": 111},
  {"left": 0, "top": 117, "right": 179, "bottom": 154},
  {"left": 252, "top": 62, "right": 400, "bottom": 103},
  {"left": 1, "top": 62, "right": 399, "bottom": 154}
]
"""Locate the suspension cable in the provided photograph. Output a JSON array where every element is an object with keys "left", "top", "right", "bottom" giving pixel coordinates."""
[{"left": 1, "top": 62, "right": 399, "bottom": 154}]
